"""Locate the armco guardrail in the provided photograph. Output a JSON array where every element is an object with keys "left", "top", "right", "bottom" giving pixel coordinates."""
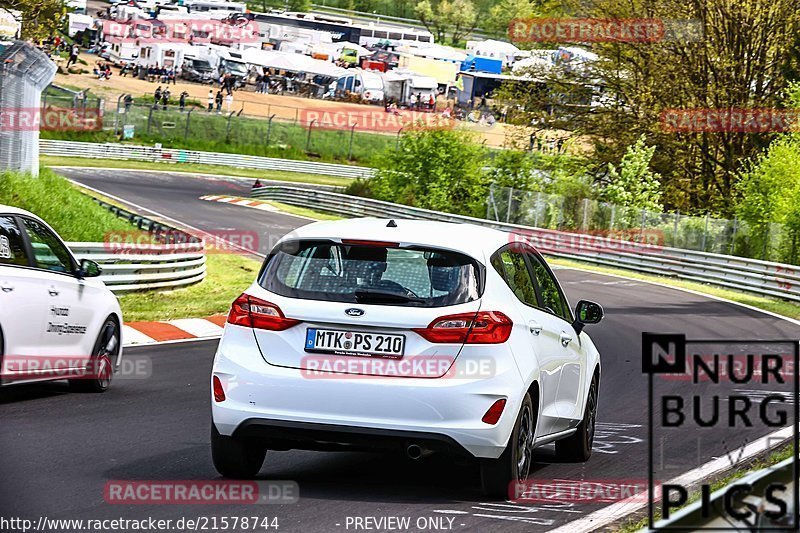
[
  {"left": 41, "top": 140, "right": 375, "bottom": 179},
  {"left": 67, "top": 242, "right": 206, "bottom": 292},
  {"left": 653, "top": 456, "right": 797, "bottom": 530},
  {"left": 252, "top": 185, "right": 800, "bottom": 302}
]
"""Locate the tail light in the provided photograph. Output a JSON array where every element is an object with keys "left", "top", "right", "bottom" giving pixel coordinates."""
[
  {"left": 482, "top": 398, "right": 507, "bottom": 425},
  {"left": 413, "top": 311, "right": 512, "bottom": 344},
  {"left": 212, "top": 375, "right": 226, "bottom": 402},
  {"left": 227, "top": 293, "right": 301, "bottom": 331}
]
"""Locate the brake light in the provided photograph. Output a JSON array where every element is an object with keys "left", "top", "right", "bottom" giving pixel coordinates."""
[
  {"left": 413, "top": 311, "right": 512, "bottom": 344},
  {"left": 212, "top": 375, "right": 226, "bottom": 402},
  {"left": 227, "top": 293, "right": 301, "bottom": 331},
  {"left": 482, "top": 399, "right": 507, "bottom": 424}
]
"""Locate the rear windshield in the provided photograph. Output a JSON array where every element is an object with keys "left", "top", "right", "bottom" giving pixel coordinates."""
[{"left": 259, "top": 240, "right": 482, "bottom": 307}]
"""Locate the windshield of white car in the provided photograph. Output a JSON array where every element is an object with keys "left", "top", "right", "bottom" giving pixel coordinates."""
[{"left": 259, "top": 240, "right": 482, "bottom": 307}]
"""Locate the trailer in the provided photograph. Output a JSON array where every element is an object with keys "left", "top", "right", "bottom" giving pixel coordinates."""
[
  {"left": 382, "top": 69, "right": 437, "bottom": 106},
  {"left": 136, "top": 41, "right": 187, "bottom": 69},
  {"left": 333, "top": 69, "right": 384, "bottom": 102}
]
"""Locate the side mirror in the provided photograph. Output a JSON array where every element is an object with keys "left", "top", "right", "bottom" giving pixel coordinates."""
[
  {"left": 77, "top": 258, "right": 102, "bottom": 279},
  {"left": 572, "top": 300, "right": 604, "bottom": 335}
]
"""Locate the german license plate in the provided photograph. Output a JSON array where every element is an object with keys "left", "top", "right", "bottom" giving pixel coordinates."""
[{"left": 304, "top": 328, "right": 405, "bottom": 357}]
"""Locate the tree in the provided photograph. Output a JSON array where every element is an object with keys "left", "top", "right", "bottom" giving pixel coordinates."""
[
  {"left": 371, "top": 127, "right": 487, "bottom": 216},
  {"left": 600, "top": 135, "right": 662, "bottom": 212},
  {"left": 487, "top": 150, "right": 541, "bottom": 191},
  {"left": 286, "top": 0, "right": 312, "bottom": 11},
  {"left": 736, "top": 138, "right": 800, "bottom": 261},
  {"left": 486, "top": 0, "right": 538, "bottom": 40},
  {"left": 2, "top": 0, "right": 66, "bottom": 42},
  {"left": 415, "top": 0, "right": 477, "bottom": 45},
  {"left": 497, "top": 0, "right": 800, "bottom": 216}
]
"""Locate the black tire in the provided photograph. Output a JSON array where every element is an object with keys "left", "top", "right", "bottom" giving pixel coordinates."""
[
  {"left": 555, "top": 374, "right": 599, "bottom": 462},
  {"left": 69, "top": 317, "right": 119, "bottom": 393},
  {"left": 211, "top": 425, "right": 266, "bottom": 479},
  {"left": 480, "top": 392, "right": 536, "bottom": 499}
]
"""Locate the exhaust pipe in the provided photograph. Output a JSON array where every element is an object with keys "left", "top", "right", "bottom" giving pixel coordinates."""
[{"left": 406, "top": 444, "right": 433, "bottom": 460}]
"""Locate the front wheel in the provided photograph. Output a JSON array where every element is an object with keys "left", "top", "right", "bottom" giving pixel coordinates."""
[
  {"left": 211, "top": 425, "right": 266, "bottom": 479},
  {"left": 555, "top": 374, "right": 599, "bottom": 462},
  {"left": 69, "top": 317, "right": 119, "bottom": 393},
  {"left": 480, "top": 393, "right": 536, "bottom": 499}
]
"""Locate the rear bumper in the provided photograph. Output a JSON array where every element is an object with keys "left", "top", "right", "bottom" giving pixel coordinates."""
[
  {"left": 231, "top": 418, "right": 474, "bottom": 457},
  {"left": 211, "top": 324, "right": 526, "bottom": 459}
]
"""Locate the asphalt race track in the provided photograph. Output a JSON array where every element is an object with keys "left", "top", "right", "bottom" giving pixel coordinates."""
[{"left": 1, "top": 168, "right": 798, "bottom": 532}]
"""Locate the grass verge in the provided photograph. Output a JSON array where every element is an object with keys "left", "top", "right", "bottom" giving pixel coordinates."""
[
  {"left": 0, "top": 169, "right": 136, "bottom": 241},
  {"left": 117, "top": 252, "right": 259, "bottom": 322},
  {"left": 550, "top": 257, "right": 800, "bottom": 320},
  {"left": 615, "top": 444, "right": 795, "bottom": 532},
  {"left": 41, "top": 156, "right": 353, "bottom": 187},
  {"left": 257, "top": 200, "right": 343, "bottom": 221}
]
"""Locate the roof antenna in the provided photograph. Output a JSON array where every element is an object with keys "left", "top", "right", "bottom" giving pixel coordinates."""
[{"left": 387, "top": 219, "right": 397, "bottom": 228}]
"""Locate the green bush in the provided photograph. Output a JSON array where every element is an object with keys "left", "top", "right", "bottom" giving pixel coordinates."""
[
  {"left": 370, "top": 128, "right": 488, "bottom": 217},
  {"left": 0, "top": 169, "right": 135, "bottom": 241}
]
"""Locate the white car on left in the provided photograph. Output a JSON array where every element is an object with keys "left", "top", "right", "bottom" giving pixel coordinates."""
[{"left": 0, "top": 205, "right": 123, "bottom": 392}]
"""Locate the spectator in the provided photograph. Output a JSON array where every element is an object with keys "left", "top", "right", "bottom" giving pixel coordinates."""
[
  {"left": 428, "top": 93, "right": 435, "bottom": 111},
  {"left": 161, "top": 88, "right": 170, "bottom": 110},
  {"left": 215, "top": 90, "right": 223, "bottom": 113},
  {"left": 66, "top": 44, "right": 79, "bottom": 68},
  {"left": 167, "top": 67, "right": 175, "bottom": 85},
  {"left": 416, "top": 93, "right": 423, "bottom": 111},
  {"left": 409, "top": 93, "right": 417, "bottom": 109},
  {"left": 124, "top": 94, "right": 133, "bottom": 112},
  {"left": 252, "top": 179, "right": 263, "bottom": 189},
  {"left": 207, "top": 89, "right": 214, "bottom": 112},
  {"left": 179, "top": 91, "right": 188, "bottom": 112},
  {"left": 154, "top": 86, "right": 162, "bottom": 107}
]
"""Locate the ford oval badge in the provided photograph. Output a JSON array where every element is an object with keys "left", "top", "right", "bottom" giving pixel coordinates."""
[{"left": 345, "top": 308, "right": 365, "bottom": 317}]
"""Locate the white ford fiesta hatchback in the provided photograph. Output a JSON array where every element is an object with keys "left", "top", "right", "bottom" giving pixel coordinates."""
[
  {"left": 211, "top": 219, "right": 603, "bottom": 497},
  {"left": 0, "top": 205, "right": 123, "bottom": 392}
]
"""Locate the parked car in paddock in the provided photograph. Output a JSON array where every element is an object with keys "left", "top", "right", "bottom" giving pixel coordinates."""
[
  {"left": 0, "top": 205, "right": 123, "bottom": 392},
  {"left": 210, "top": 218, "right": 603, "bottom": 497}
]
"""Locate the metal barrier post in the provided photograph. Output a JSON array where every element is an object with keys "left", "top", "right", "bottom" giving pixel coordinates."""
[
  {"left": 113, "top": 93, "right": 124, "bottom": 135},
  {"left": 730, "top": 216, "right": 738, "bottom": 255},
  {"left": 582, "top": 198, "right": 589, "bottom": 230},
  {"left": 225, "top": 111, "right": 235, "bottom": 143},
  {"left": 348, "top": 122, "right": 357, "bottom": 160},
  {"left": 673, "top": 211, "right": 680, "bottom": 247},
  {"left": 266, "top": 114, "right": 276, "bottom": 146},
  {"left": 184, "top": 107, "right": 194, "bottom": 140},
  {"left": 146, "top": 106, "right": 154, "bottom": 134},
  {"left": 506, "top": 187, "right": 513, "bottom": 223},
  {"left": 701, "top": 212, "right": 709, "bottom": 251},
  {"left": 306, "top": 119, "right": 316, "bottom": 151},
  {"left": 639, "top": 208, "right": 646, "bottom": 241}
]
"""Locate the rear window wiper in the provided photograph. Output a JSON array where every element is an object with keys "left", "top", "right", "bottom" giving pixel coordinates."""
[{"left": 354, "top": 288, "right": 425, "bottom": 304}]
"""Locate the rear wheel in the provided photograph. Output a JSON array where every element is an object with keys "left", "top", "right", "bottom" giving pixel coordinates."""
[
  {"left": 480, "top": 392, "right": 536, "bottom": 499},
  {"left": 70, "top": 317, "right": 119, "bottom": 393},
  {"left": 555, "top": 375, "right": 599, "bottom": 461},
  {"left": 211, "top": 425, "right": 266, "bottom": 479}
]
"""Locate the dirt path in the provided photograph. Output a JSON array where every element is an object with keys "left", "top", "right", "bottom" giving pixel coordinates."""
[{"left": 57, "top": 55, "right": 515, "bottom": 147}]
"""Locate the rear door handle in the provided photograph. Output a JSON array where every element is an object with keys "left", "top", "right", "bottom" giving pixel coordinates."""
[
  {"left": 559, "top": 331, "right": 572, "bottom": 347},
  {"left": 528, "top": 321, "right": 542, "bottom": 336},
  {"left": 48, "top": 286, "right": 59, "bottom": 296},
  {"left": 0, "top": 282, "right": 13, "bottom": 292}
]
